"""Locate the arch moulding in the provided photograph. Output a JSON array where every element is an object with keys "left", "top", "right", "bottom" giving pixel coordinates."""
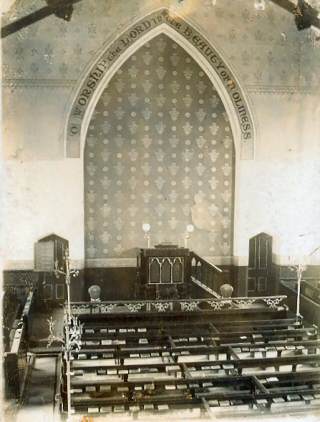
[{"left": 65, "top": 8, "right": 255, "bottom": 160}]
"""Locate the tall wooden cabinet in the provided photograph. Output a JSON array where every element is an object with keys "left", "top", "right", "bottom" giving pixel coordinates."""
[
  {"left": 34, "top": 234, "right": 69, "bottom": 305},
  {"left": 248, "top": 233, "right": 273, "bottom": 296}
]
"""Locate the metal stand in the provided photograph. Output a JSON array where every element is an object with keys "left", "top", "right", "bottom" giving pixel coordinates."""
[
  {"left": 54, "top": 249, "right": 79, "bottom": 421},
  {"left": 295, "top": 263, "right": 304, "bottom": 321},
  {"left": 289, "top": 262, "right": 305, "bottom": 322},
  {"left": 144, "top": 233, "right": 151, "bottom": 248},
  {"left": 184, "top": 233, "right": 190, "bottom": 248},
  {"left": 65, "top": 315, "right": 72, "bottom": 421}
]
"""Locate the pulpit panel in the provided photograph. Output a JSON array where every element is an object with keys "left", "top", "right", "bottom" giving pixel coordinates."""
[
  {"left": 148, "top": 257, "right": 184, "bottom": 284},
  {"left": 137, "top": 245, "right": 191, "bottom": 299}
]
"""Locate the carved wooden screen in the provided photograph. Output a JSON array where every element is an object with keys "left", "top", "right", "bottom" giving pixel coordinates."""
[{"left": 149, "top": 257, "right": 184, "bottom": 284}]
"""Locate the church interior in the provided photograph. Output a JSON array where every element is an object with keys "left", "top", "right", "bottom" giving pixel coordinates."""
[{"left": 1, "top": 0, "right": 320, "bottom": 421}]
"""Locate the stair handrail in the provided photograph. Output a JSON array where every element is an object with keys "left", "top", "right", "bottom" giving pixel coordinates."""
[
  {"left": 190, "top": 252, "right": 223, "bottom": 273},
  {"left": 190, "top": 251, "right": 224, "bottom": 297}
]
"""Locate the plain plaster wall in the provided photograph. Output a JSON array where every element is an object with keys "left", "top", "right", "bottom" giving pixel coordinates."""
[
  {"left": 3, "top": 91, "right": 320, "bottom": 268},
  {"left": 3, "top": 159, "right": 84, "bottom": 268},
  {"left": 2, "top": 0, "right": 320, "bottom": 268}
]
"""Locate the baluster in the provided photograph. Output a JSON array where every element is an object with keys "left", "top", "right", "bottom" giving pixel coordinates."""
[
  {"left": 197, "top": 261, "right": 202, "bottom": 281},
  {"left": 191, "top": 257, "right": 196, "bottom": 278},
  {"left": 203, "top": 265, "right": 206, "bottom": 286}
]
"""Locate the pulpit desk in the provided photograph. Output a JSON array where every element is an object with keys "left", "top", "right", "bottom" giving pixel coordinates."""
[{"left": 136, "top": 244, "right": 192, "bottom": 300}]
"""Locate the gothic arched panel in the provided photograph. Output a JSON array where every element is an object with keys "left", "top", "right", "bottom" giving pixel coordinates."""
[{"left": 84, "top": 34, "right": 235, "bottom": 261}]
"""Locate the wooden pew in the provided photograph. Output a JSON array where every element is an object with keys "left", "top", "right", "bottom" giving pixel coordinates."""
[{"left": 62, "top": 307, "right": 320, "bottom": 416}]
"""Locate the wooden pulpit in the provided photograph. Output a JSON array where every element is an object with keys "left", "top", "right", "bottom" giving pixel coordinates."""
[{"left": 136, "top": 244, "right": 191, "bottom": 300}]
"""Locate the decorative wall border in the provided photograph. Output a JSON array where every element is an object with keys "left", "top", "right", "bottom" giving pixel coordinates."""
[
  {"left": 65, "top": 8, "right": 255, "bottom": 160},
  {"left": 85, "top": 256, "right": 236, "bottom": 268},
  {"left": 4, "top": 255, "right": 320, "bottom": 270},
  {"left": 3, "top": 259, "right": 84, "bottom": 270},
  {"left": 246, "top": 84, "right": 320, "bottom": 95},
  {"left": 2, "top": 79, "right": 318, "bottom": 95},
  {"left": 2, "top": 79, "right": 76, "bottom": 88}
]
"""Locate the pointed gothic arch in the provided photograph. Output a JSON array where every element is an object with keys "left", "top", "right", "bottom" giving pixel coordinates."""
[
  {"left": 65, "top": 8, "right": 255, "bottom": 160},
  {"left": 83, "top": 31, "right": 236, "bottom": 264}
]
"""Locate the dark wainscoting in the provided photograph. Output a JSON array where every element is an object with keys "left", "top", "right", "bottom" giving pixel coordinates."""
[
  {"left": 232, "top": 266, "right": 248, "bottom": 297},
  {"left": 3, "top": 270, "right": 39, "bottom": 302},
  {"left": 85, "top": 266, "right": 250, "bottom": 301},
  {"left": 3, "top": 266, "right": 251, "bottom": 303},
  {"left": 273, "top": 264, "right": 320, "bottom": 326},
  {"left": 70, "top": 270, "right": 85, "bottom": 302},
  {"left": 3, "top": 270, "right": 86, "bottom": 307},
  {"left": 3, "top": 268, "right": 140, "bottom": 303},
  {"left": 84, "top": 267, "right": 137, "bottom": 301},
  {"left": 274, "top": 264, "right": 320, "bottom": 283},
  {"left": 85, "top": 265, "right": 251, "bottom": 301},
  {"left": 280, "top": 282, "right": 320, "bottom": 327},
  {"left": 272, "top": 264, "right": 320, "bottom": 296},
  {"left": 190, "top": 265, "right": 236, "bottom": 298},
  {"left": 7, "top": 263, "right": 318, "bottom": 306}
]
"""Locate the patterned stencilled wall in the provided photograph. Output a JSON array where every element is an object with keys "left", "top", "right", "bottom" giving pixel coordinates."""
[
  {"left": 84, "top": 34, "right": 235, "bottom": 260},
  {"left": 3, "top": 0, "right": 320, "bottom": 89}
]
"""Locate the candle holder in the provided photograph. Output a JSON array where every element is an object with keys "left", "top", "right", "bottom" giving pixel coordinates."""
[
  {"left": 54, "top": 248, "right": 79, "bottom": 323},
  {"left": 142, "top": 223, "right": 151, "bottom": 248},
  {"left": 184, "top": 224, "right": 194, "bottom": 248}
]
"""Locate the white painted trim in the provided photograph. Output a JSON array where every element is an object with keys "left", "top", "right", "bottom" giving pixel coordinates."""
[
  {"left": 3, "top": 259, "right": 85, "bottom": 271},
  {"left": 64, "top": 8, "right": 255, "bottom": 160},
  {"left": 232, "top": 256, "right": 249, "bottom": 267},
  {"left": 3, "top": 260, "right": 34, "bottom": 270},
  {"left": 25, "top": 256, "right": 252, "bottom": 270},
  {"left": 63, "top": 9, "right": 256, "bottom": 262},
  {"left": 79, "top": 24, "right": 242, "bottom": 161},
  {"left": 272, "top": 254, "right": 320, "bottom": 266},
  {"left": 7, "top": 255, "right": 320, "bottom": 270},
  {"left": 85, "top": 258, "right": 137, "bottom": 268},
  {"left": 191, "top": 276, "right": 221, "bottom": 298},
  {"left": 59, "top": 8, "right": 258, "bottom": 263},
  {"left": 2, "top": 256, "right": 240, "bottom": 270},
  {"left": 71, "top": 259, "right": 85, "bottom": 270},
  {"left": 86, "top": 256, "right": 244, "bottom": 268}
]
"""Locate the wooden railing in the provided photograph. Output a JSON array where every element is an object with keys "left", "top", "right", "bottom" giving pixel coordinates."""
[
  {"left": 70, "top": 295, "right": 287, "bottom": 315},
  {"left": 55, "top": 353, "right": 64, "bottom": 415},
  {"left": 281, "top": 278, "right": 320, "bottom": 305},
  {"left": 190, "top": 252, "right": 223, "bottom": 298},
  {"left": 301, "top": 280, "right": 320, "bottom": 304},
  {"left": 4, "top": 290, "right": 34, "bottom": 399}
]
